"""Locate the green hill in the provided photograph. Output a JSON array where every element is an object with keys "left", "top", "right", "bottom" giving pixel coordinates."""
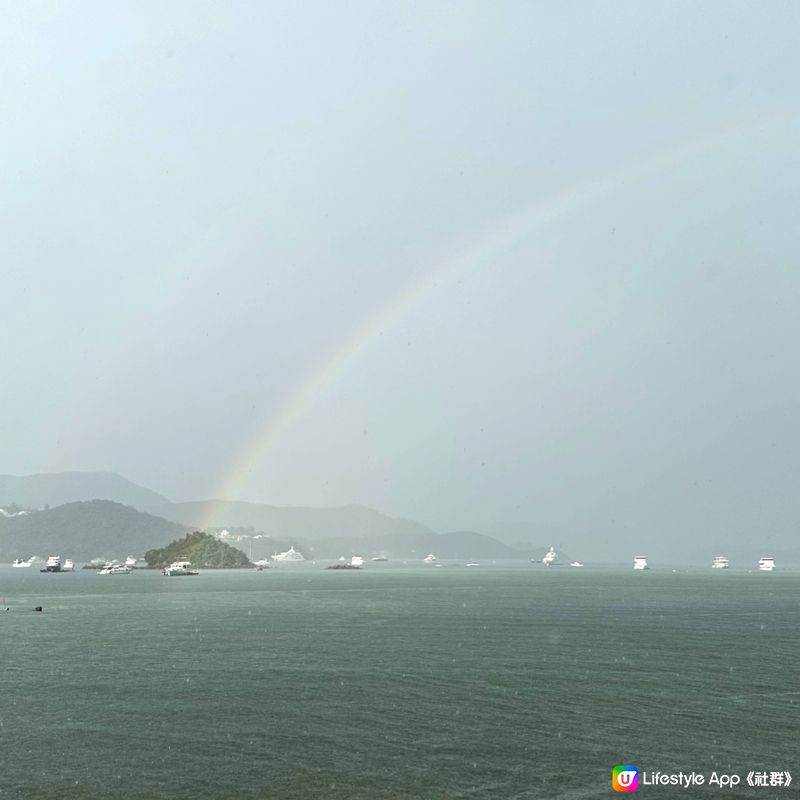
[
  {"left": 0, "top": 500, "right": 187, "bottom": 562},
  {"left": 145, "top": 531, "right": 253, "bottom": 569}
]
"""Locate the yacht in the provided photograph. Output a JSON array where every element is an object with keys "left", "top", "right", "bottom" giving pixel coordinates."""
[
  {"left": 125, "top": 556, "right": 138, "bottom": 569},
  {"left": 162, "top": 560, "right": 199, "bottom": 576},
  {"left": 542, "top": 547, "right": 558, "bottom": 567},
  {"left": 711, "top": 556, "right": 730, "bottom": 569},
  {"left": 272, "top": 546, "right": 305, "bottom": 562},
  {"left": 633, "top": 556, "right": 649, "bottom": 570},
  {"left": 62, "top": 559, "right": 75, "bottom": 572},
  {"left": 40, "top": 555, "right": 63, "bottom": 573},
  {"left": 12, "top": 558, "right": 33, "bottom": 568},
  {"left": 97, "top": 562, "right": 131, "bottom": 575},
  {"left": 423, "top": 553, "right": 438, "bottom": 563},
  {"left": 350, "top": 555, "right": 364, "bottom": 568},
  {"left": 758, "top": 557, "right": 775, "bottom": 572}
]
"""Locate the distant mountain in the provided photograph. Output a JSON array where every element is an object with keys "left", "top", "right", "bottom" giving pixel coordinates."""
[
  {"left": 0, "top": 472, "right": 169, "bottom": 510},
  {"left": 0, "top": 500, "right": 188, "bottom": 561},
  {"left": 299, "top": 529, "right": 524, "bottom": 561},
  {"left": 146, "top": 500, "right": 527, "bottom": 560},
  {"left": 148, "top": 500, "right": 437, "bottom": 544}
]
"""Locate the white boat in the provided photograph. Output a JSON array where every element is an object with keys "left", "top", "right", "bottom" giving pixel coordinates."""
[
  {"left": 711, "top": 556, "right": 730, "bottom": 569},
  {"left": 97, "top": 562, "right": 131, "bottom": 575},
  {"left": 12, "top": 558, "right": 33, "bottom": 568},
  {"left": 350, "top": 555, "right": 364, "bottom": 568},
  {"left": 272, "top": 546, "right": 305, "bottom": 562},
  {"left": 162, "top": 560, "right": 199, "bottom": 576},
  {"left": 371, "top": 555, "right": 389, "bottom": 562},
  {"left": 40, "top": 555, "right": 63, "bottom": 573},
  {"left": 570, "top": 561, "right": 584, "bottom": 568},
  {"left": 466, "top": 562, "right": 480, "bottom": 567},
  {"left": 758, "top": 557, "right": 775, "bottom": 572},
  {"left": 633, "top": 556, "right": 649, "bottom": 570},
  {"left": 62, "top": 559, "right": 75, "bottom": 572},
  {"left": 423, "top": 553, "right": 438, "bottom": 563},
  {"left": 125, "top": 556, "right": 138, "bottom": 568},
  {"left": 542, "top": 547, "right": 558, "bottom": 566}
]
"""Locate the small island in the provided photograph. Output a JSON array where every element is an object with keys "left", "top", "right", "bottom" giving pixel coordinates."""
[{"left": 145, "top": 531, "right": 253, "bottom": 569}]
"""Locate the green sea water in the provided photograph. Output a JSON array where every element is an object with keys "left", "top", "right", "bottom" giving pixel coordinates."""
[{"left": 1, "top": 564, "right": 798, "bottom": 799}]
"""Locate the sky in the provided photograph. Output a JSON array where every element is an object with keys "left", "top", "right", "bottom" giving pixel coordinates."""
[{"left": 2, "top": 1, "right": 799, "bottom": 547}]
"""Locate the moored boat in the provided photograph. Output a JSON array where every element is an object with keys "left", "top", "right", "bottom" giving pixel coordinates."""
[
  {"left": 163, "top": 560, "right": 199, "bottom": 576},
  {"left": 272, "top": 546, "right": 305, "bottom": 562},
  {"left": 758, "top": 557, "right": 775, "bottom": 572},
  {"left": 711, "top": 556, "right": 730, "bottom": 569},
  {"left": 542, "top": 547, "right": 558, "bottom": 566},
  {"left": 633, "top": 556, "right": 649, "bottom": 570},
  {"left": 40, "top": 555, "right": 63, "bottom": 573},
  {"left": 97, "top": 562, "right": 131, "bottom": 575}
]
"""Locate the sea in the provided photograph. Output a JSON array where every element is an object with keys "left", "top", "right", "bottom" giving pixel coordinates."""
[{"left": 1, "top": 563, "right": 798, "bottom": 799}]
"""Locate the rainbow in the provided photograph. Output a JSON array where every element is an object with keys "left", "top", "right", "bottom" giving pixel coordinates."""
[{"left": 198, "top": 111, "right": 795, "bottom": 529}]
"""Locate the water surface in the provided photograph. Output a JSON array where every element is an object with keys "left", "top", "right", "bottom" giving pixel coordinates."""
[{"left": 1, "top": 564, "right": 797, "bottom": 798}]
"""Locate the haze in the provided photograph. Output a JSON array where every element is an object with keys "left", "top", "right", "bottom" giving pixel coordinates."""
[{"left": 2, "top": 2, "right": 799, "bottom": 553}]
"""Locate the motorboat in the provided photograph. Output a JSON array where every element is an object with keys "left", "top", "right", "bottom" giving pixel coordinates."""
[
  {"left": 163, "top": 560, "right": 199, "bottom": 576},
  {"left": 40, "top": 555, "right": 63, "bottom": 573},
  {"left": 570, "top": 561, "right": 585, "bottom": 567},
  {"left": 466, "top": 562, "right": 480, "bottom": 567},
  {"left": 97, "top": 562, "right": 131, "bottom": 575},
  {"left": 371, "top": 555, "right": 389, "bottom": 562},
  {"left": 350, "top": 555, "right": 364, "bottom": 567},
  {"left": 633, "top": 556, "right": 649, "bottom": 570},
  {"left": 423, "top": 553, "right": 437, "bottom": 563},
  {"left": 272, "top": 546, "right": 305, "bottom": 562},
  {"left": 711, "top": 556, "right": 730, "bottom": 569},
  {"left": 542, "top": 547, "right": 558, "bottom": 566},
  {"left": 758, "top": 557, "right": 775, "bottom": 572},
  {"left": 12, "top": 558, "right": 33, "bottom": 568},
  {"left": 62, "top": 559, "right": 75, "bottom": 572}
]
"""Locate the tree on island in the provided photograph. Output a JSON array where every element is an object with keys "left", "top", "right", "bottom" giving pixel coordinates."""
[{"left": 145, "top": 531, "right": 253, "bottom": 568}]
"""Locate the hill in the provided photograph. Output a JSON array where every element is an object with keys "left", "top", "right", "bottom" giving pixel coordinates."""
[
  {"left": 301, "top": 529, "right": 523, "bottom": 561},
  {"left": 0, "top": 472, "right": 169, "bottom": 509},
  {"left": 149, "top": 500, "right": 439, "bottom": 543},
  {"left": 145, "top": 531, "right": 252, "bottom": 569},
  {"left": 145, "top": 499, "right": 527, "bottom": 560},
  {"left": 0, "top": 500, "right": 188, "bottom": 561},
  {"left": 147, "top": 501, "right": 527, "bottom": 560}
]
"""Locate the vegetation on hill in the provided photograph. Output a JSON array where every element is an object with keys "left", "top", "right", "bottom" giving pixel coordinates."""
[
  {"left": 145, "top": 531, "right": 253, "bottom": 568},
  {"left": 0, "top": 500, "right": 187, "bottom": 561}
]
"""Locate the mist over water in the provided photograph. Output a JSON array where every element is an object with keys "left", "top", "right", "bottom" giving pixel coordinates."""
[{"left": 2, "top": 565, "right": 796, "bottom": 799}]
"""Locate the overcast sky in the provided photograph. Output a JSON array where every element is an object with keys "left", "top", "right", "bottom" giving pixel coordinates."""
[{"left": 2, "top": 1, "right": 799, "bottom": 545}]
